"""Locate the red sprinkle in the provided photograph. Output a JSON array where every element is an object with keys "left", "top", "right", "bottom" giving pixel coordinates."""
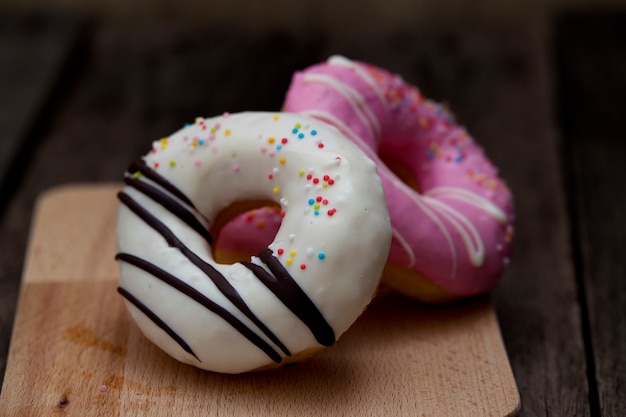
[
  {"left": 318, "top": 143, "right": 324, "bottom": 148},
  {"left": 328, "top": 208, "right": 337, "bottom": 216},
  {"left": 277, "top": 248, "right": 284, "bottom": 255},
  {"left": 280, "top": 211, "right": 286, "bottom": 218},
  {"left": 312, "top": 178, "right": 320, "bottom": 184},
  {"left": 328, "top": 179, "right": 335, "bottom": 185},
  {"left": 316, "top": 196, "right": 322, "bottom": 202},
  {"left": 306, "top": 174, "right": 313, "bottom": 180},
  {"left": 323, "top": 175, "right": 330, "bottom": 181},
  {"left": 281, "top": 138, "right": 288, "bottom": 144},
  {"left": 300, "top": 264, "right": 306, "bottom": 270},
  {"left": 268, "top": 174, "right": 273, "bottom": 180},
  {"left": 322, "top": 199, "right": 329, "bottom": 205}
]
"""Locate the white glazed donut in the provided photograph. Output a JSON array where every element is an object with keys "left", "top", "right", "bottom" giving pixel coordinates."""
[{"left": 115, "top": 111, "right": 391, "bottom": 373}]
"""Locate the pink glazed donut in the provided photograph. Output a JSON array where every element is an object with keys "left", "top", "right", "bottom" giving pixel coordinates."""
[{"left": 217, "top": 56, "right": 514, "bottom": 302}]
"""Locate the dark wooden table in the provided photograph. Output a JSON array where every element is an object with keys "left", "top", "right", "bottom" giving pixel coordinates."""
[{"left": 0, "top": 12, "right": 624, "bottom": 416}]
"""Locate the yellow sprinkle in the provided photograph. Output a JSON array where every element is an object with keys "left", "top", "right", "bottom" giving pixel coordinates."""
[
  {"left": 279, "top": 157, "right": 286, "bottom": 165},
  {"left": 286, "top": 258, "right": 293, "bottom": 265},
  {"left": 295, "top": 123, "right": 301, "bottom": 129},
  {"left": 322, "top": 182, "right": 328, "bottom": 189},
  {"left": 313, "top": 203, "right": 320, "bottom": 210},
  {"left": 273, "top": 186, "right": 280, "bottom": 194},
  {"left": 169, "top": 160, "right": 176, "bottom": 167},
  {"left": 195, "top": 117, "right": 203, "bottom": 123},
  {"left": 210, "top": 127, "right": 217, "bottom": 133},
  {"left": 289, "top": 250, "right": 297, "bottom": 257},
  {"left": 132, "top": 171, "right": 141, "bottom": 178},
  {"left": 298, "top": 169, "right": 305, "bottom": 176},
  {"left": 160, "top": 138, "right": 168, "bottom": 150},
  {"left": 225, "top": 129, "right": 231, "bottom": 136},
  {"left": 192, "top": 139, "right": 198, "bottom": 147},
  {"left": 273, "top": 115, "right": 280, "bottom": 121},
  {"left": 268, "top": 137, "right": 275, "bottom": 144}
]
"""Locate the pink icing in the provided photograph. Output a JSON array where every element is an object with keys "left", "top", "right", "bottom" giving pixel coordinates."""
[{"left": 217, "top": 57, "right": 514, "bottom": 297}]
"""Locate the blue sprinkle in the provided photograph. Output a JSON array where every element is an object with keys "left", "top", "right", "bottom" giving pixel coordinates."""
[
  {"left": 276, "top": 145, "right": 282, "bottom": 151},
  {"left": 184, "top": 123, "right": 191, "bottom": 128},
  {"left": 314, "top": 210, "right": 319, "bottom": 216},
  {"left": 318, "top": 252, "right": 326, "bottom": 260},
  {"left": 298, "top": 133, "right": 304, "bottom": 139},
  {"left": 311, "top": 130, "right": 317, "bottom": 136},
  {"left": 292, "top": 128, "right": 298, "bottom": 134},
  {"left": 308, "top": 198, "right": 314, "bottom": 205},
  {"left": 454, "top": 155, "right": 463, "bottom": 163},
  {"left": 198, "top": 139, "right": 205, "bottom": 146}
]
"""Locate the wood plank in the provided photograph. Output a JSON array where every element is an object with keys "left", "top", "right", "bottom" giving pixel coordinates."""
[
  {"left": 556, "top": 13, "right": 626, "bottom": 416},
  {"left": 0, "top": 184, "right": 519, "bottom": 416},
  {"left": 0, "top": 15, "right": 82, "bottom": 393},
  {"left": 0, "top": 16, "right": 81, "bottom": 193}
]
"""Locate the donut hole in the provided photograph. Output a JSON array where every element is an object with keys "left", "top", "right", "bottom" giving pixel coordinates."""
[
  {"left": 211, "top": 200, "right": 282, "bottom": 265},
  {"left": 379, "top": 152, "right": 421, "bottom": 192}
]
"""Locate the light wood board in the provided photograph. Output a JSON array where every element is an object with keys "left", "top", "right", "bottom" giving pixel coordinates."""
[{"left": 0, "top": 183, "right": 520, "bottom": 416}]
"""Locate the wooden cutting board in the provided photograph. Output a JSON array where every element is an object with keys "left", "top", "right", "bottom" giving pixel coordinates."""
[{"left": 0, "top": 184, "right": 520, "bottom": 416}]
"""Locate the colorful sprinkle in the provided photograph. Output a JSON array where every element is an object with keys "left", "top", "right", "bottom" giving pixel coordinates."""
[
  {"left": 224, "top": 129, "right": 231, "bottom": 136},
  {"left": 298, "top": 169, "right": 305, "bottom": 177},
  {"left": 279, "top": 157, "right": 286, "bottom": 165},
  {"left": 268, "top": 137, "right": 276, "bottom": 144},
  {"left": 273, "top": 115, "right": 280, "bottom": 121},
  {"left": 300, "top": 264, "right": 306, "bottom": 270},
  {"left": 318, "top": 252, "right": 326, "bottom": 260},
  {"left": 311, "top": 130, "right": 317, "bottom": 136},
  {"left": 277, "top": 248, "right": 284, "bottom": 255},
  {"left": 273, "top": 186, "right": 280, "bottom": 194},
  {"left": 286, "top": 258, "right": 293, "bottom": 266},
  {"left": 169, "top": 160, "right": 176, "bottom": 167},
  {"left": 289, "top": 250, "right": 297, "bottom": 257}
]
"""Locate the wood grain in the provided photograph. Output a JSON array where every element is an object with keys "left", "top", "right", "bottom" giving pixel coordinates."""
[
  {"left": 0, "top": 184, "right": 520, "bottom": 416},
  {"left": 556, "top": 13, "right": 626, "bottom": 416}
]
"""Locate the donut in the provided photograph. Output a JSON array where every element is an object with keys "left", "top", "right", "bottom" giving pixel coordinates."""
[
  {"left": 115, "top": 111, "right": 392, "bottom": 373},
  {"left": 282, "top": 56, "right": 514, "bottom": 302}
]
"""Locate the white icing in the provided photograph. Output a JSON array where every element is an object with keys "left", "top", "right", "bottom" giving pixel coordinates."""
[
  {"left": 327, "top": 55, "right": 389, "bottom": 113},
  {"left": 116, "top": 112, "right": 391, "bottom": 373},
  {"left": 303, "top": 73, "right": 381, "bottom": 142},
  {"left": 424, "top": 186, "right": 508, "bottom": 224}
]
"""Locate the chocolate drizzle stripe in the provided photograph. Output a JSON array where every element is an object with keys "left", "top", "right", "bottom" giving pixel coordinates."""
[
  {"left": 116, "top": 253, "right": 282, "bottom": 363},
  {"left": 124, "top": 176, "right": 213, "bottom": 244},
  {"left": 118, "top": 191, "right": 291, "bottom": 358},
  {"left": 128, "top": 158, "right": 195, "bottom": 208},
  {"left": 117, "top": 286, "right": 200, "bottom": 361},
  {"left": 244, "top": 250, "right": 336, "bottom": 347}
]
